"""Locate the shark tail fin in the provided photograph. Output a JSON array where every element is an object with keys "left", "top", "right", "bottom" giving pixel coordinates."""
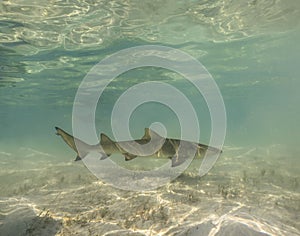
[
  {"left": 55, "top": 126, "right": 76, "bottom": 150},
  {"left": 55, "top": 127, "right": 90, "bottom": 161}
]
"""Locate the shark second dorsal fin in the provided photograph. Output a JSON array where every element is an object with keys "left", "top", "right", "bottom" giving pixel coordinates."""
[{"left": 100, "top": 133, "right": 114, "bottom": 144}]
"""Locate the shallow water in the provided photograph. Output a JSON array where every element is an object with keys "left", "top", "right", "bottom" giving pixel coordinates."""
[{"left": 1, "top": 0, "right": 300, "bottom": 235}]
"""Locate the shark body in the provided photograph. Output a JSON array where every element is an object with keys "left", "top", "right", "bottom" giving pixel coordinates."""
[{"left": 55, "top": 127, "right": 221, "bottom": 167}]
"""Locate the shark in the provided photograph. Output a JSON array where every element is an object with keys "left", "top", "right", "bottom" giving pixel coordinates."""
[{"left": 55, "top": 127, "right": 222, "bottom": 167}]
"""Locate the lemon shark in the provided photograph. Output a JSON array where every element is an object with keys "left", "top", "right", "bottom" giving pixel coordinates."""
[{"left": 55, "top": 127, "right": 221, "bottom": 167}]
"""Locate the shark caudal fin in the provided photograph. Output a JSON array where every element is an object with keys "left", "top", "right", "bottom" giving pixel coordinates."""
[{"left": 55, "top": 127, "right": 91, "bottom": 161}]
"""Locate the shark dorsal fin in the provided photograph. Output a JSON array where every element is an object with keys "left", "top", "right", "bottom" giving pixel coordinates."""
[
  {"left": 141, "top": 128, "right": 164, "bottom": 140},
  {"left": 141, "top": 128, "right": 151, "bottom": 140},
  {"left": 100, "top": 133, "right": 114, "bottom": 144}
]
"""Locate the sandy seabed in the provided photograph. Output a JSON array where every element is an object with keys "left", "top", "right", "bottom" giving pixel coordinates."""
[{"left": 0, "top": 145, "right": 299, "bottom": 236}]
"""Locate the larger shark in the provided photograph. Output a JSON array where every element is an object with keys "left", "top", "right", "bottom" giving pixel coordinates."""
[{"left": 55, "top": 127, "right": 221, "bottom": 167}]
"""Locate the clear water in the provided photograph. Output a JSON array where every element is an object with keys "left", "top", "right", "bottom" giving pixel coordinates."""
[{"left": 1, "top": 0, "right": 300, "bottom": 235}]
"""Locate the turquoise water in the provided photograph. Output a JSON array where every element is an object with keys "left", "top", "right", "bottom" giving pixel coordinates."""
[{"left": 1, "top": 0, "right": 300, "bottom": 235}]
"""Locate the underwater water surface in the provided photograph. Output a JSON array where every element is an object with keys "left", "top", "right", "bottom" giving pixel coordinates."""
[{"left": 0, "top": 0, "right": 300, "bottom": 235}]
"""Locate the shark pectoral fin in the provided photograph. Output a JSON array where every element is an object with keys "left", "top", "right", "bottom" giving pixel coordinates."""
[
  {"left": 197, "top": 143, "right": 222, "bottom": 154},
  {"left": 74, "top": 153, "right": 89, "bottom": 161},
  {"left": 171, "top": 156, "right": 179, "bottom": 167},
  {"left": 124, "top": 153, "right": 137, "bottom": 161},
  {"left": 207, "top": 146, "right": 222, "bottom": 154},
  {"left": 100, "top": 153, "right": 111, "bottom": 160},
  {"left": 171, "top": 154, "right": 187, "bottom": 167}
]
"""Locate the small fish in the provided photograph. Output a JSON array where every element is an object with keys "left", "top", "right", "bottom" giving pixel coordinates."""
[{"left": 55, "top": 127, "right": 221, "bottom": 167}]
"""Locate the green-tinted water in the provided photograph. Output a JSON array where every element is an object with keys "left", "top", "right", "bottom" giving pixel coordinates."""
[{"left": 0, "top": 0, "right": 299, "bottom": 235}]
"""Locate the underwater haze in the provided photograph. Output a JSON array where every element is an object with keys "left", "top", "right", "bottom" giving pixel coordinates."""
[{"left": 0, "top": 0, "right": 300, "bottom": 235}]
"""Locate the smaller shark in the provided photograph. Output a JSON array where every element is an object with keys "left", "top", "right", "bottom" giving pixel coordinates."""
[{"left": 55, "top": 127, "right": 221, "bottom": 167}]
